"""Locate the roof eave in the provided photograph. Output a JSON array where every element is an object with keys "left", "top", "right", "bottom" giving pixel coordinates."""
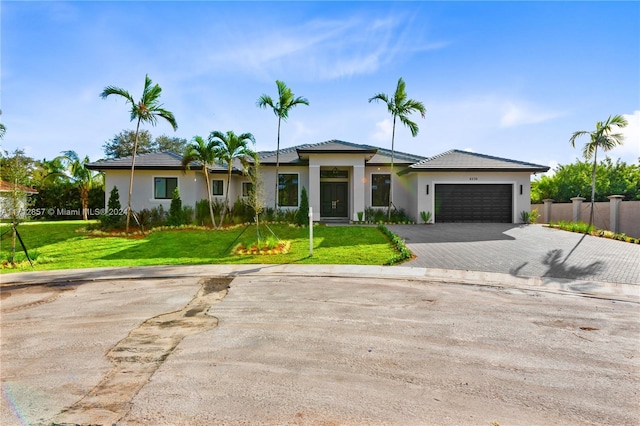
[{"left": 399, "top": 166, "right": 550, "bottom": 175}]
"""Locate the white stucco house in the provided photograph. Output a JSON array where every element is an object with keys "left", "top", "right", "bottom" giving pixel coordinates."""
[
  {"left": 86, "top": 140, "right": 549, "bottom": 223},
  {"left": 0, "top": 180, "right": 38, "bottom": 220}
]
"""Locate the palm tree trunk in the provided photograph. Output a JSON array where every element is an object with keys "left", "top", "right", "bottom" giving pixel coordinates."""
[
  {"left": 589, "top": 147, "right": 598, "bottom": 229},
  {"left": 204, "top": 167, "right": 217, "bottom": 228},
  {"left": 220, "top": 165, "right": 232, "bottom": 228},
  {"left": 388, "top": 115, "right": 397, "bottom": 221},
  {"left": 274, "top": 117, "right": 281, "bottom": 212},
  {"left": 81, "top": 187, "right": 89, "bottom": 220},
  {"left": 126, "top": 118, "right": 142, "bottom": 233}
]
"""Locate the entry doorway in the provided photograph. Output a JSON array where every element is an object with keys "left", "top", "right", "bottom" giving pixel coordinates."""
[{"left": 320, "top": 182, "right": 348, "bottom": 218}]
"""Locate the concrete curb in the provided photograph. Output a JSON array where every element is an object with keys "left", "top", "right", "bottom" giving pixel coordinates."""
[{"left": 2, "top": 264, "right": 638, "bottom": 304}]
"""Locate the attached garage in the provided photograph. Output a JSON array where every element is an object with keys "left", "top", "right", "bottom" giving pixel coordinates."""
[
  {"left": 401, "top": 150, "right": 549, "bottom": 224},
  {"left": 435, "top": 184, "right": 512, "bottom": 223}
]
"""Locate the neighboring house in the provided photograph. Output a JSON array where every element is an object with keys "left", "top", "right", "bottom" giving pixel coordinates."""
[
  {"left": 86, "top": 140, "right": 549, "bottom": 223},
  {"left": 0, "top": 180, "right": 38, "bottom": 220}
]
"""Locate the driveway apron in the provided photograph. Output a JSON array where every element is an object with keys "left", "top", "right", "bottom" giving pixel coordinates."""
[{"left": 388, "top": 224, "right": 640, "bottom": 285}]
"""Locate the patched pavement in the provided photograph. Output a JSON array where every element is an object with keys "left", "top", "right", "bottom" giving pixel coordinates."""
[
  {"left": 2, "top": 224, "right": 640, "bottom": 425},
  {"left": 2, "top": 271, "right": 639, "bottom": 425},
  {"left": 388, "top": 223, "right": 640, "bottom": 286}
]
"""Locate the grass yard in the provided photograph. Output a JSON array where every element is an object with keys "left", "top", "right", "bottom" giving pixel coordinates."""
[{"left": 0, "top": 221, "right": 401, "bottom": 273}]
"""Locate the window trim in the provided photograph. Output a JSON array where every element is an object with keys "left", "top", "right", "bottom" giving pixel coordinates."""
[
  {"left": 153, "top": 176, "right": 179, "bottom": 200},
  {"left": 211, "top": 179, "right": 224, "bottom": 196},
  {"left": 278, "top": 172, "right": 299, "bottom": 207},
  {"left": 371, "top": 173, "right": 390, "bottom": 207},
  {"left": 242, "top": 181, "right": 252, "bottom": 197}
]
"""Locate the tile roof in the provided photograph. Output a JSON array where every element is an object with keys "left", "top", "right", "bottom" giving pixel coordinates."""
[
  {"left": 0, "top": 180, "right": 38, "bottom": 193},
  {"left": 257, "top": 139, "right": 424, "bottom": 165},
  {"left": 86, "top": 151, "right": 229, "bottom": 172},
  {"left": 85, "top": 146, "right": 547, "bottom": 174},
  {"left": 402, "top": 149, "right": 550, "bottom": 173}
]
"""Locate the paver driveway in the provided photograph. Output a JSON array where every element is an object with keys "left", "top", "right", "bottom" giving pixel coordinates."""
[{"left": 388, "top": 224, "right": 640, "bottom": 285}]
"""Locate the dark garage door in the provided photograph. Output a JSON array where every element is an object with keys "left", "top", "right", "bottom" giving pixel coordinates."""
[{"left": 435, "top": 184, "right": 513, "bottom": 223}]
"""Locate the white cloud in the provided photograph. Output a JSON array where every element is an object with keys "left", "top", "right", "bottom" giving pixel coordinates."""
[
  {"left": 372, "top": 118, "right": 393, "bottom": 143},
  {"left": 499, "top": 101, "right": 565, "bottom": 128},
  {"left": 608, "top": 110, "right": 640, "bottom": 163},
  {"left": 543, "top": 160, "right": 559, "bottom": 177},
  {"left": 202, "top": 14, "right": 447, "bottom": 81},
  {"left": 290, "top": 121, "right": 314, "bottom": 145}
]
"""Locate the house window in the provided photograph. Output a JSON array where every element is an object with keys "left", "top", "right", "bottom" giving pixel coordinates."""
[
  {"left": 154, "top": 177, "right": 178, "bottom": 199},
  {"left": 242, "top": 182, "right": 253, "bottom": 197},
  {"left": 278, "top": 173, "right": 298, "bottom": 207},
  {"left": 212, "top": 180, "right": 224, "bottom": 196},
  {"left": 371, "top": 174, "right": 390, "bottom": 207}
]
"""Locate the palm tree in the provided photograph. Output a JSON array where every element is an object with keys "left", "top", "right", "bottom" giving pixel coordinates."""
[
  {"left": 0, "top": 109, "right": 6, "bottom": 140},
  {"left": 58, "top": 151, "right": 104, "bottom": 220},
  {"left": 100, "top": 74, "right": 177, "bottom": 232},
  {"left": 369, "top": 77, "right": 426, "bottom": 220},
  {"left": 210, "top": 130, "right": 256, "bottom": 226},
  {"left": 182, "top": 135, "right": 219, "bottom": 228},
  {"left": 256, "top": 80, "right": 309, "bottom": 210},
  {"left": 570, "top": 114, "right": 628, "bottom": 228}
]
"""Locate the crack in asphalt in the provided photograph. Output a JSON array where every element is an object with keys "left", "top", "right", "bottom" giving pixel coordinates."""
[{"left": 50, "top": 277, "right": 232, "bottom": 426}]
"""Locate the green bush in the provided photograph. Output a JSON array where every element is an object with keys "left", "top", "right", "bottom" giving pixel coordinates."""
[
  {"left": 99, "top": 186, "right": 125, "bottom": 230},
  {"left": 263, "top": 207, "right": 276, "bottom": 222},
  {"left": 365, "top": 207, "right": 413, "bottom": 224},
  {"left": 167, "top": 188, "right": 184, "bottom": 226},
  {"left": 295, "top": 187, "right": 309, "bottom": 226},
  {"left": 520, "top": 209, "right": 540, "bottom": 224},
  {"left": 378, "top": 224, "right": 412, "bottom": 265},
  {"left": 231, "top": 198, "right": 254, "bottom": 224},
  {"left": 182, "top": 205, "right": 195, "bottom": 225},
  {"left": 135, "top": 208, "right": 152, "bottom": 231},
  {"left": 195, "top": 199, "right": 210, "bottom": 226},
  {"left": 150, "top": 205, "right": 167, "bottom": 228},
  {"left": 420, "top": 211, "right": 432, "bottom": 224}
]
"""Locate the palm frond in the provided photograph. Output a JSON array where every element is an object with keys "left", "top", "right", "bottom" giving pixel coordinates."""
[
  {"left": 569, "top": 130, "right": 591, "bottom": 148},
  {"left": 368, "top": 93, "right": 390, "bottom": 105},
  {"left": 155, "top": 108, "right": 178, "bottom": 130},
  {"left": 100, "top": 86, "right": 134, "bottom": 103},
  {"left": 399, "top": 115, "right": 420, "bottom": 137},
  {"left": 256, "top": 94, "right": 275, "bottom": 109}
]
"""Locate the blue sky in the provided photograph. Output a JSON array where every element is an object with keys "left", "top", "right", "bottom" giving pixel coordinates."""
[{"left": 2, "top": 1, "right": 639, "bottom": 174}]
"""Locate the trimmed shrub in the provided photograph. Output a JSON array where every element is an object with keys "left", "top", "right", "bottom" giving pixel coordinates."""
[
  {"left": 295, "top": 187, "right": 309, "bottom": 226},
  {"left": 167, "top": 188, "right": 184, "bottom": 226}
]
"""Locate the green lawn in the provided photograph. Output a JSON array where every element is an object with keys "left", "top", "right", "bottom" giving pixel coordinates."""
[{"left": 0, "top": 221, "right": 400, "bottom": 273}]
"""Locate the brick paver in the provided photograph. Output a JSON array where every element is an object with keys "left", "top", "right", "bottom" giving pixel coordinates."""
[{"left": 388, "top": 224, "right": 640, "bottom": 285}]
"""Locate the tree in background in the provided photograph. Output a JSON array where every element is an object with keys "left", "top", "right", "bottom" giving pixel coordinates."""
[
  {"left": 57, "top": 151, "right": 104, "bottom": 220},
  {"left": 369, "top": 77, "right": 426, "bottom": 220},
  {"left": 103, "top": 129, "right": 154, "bottom": 159},
  {"left": 0, "top": 149, "right": 35, "bottom": 264},
  {"left": 155, "top": 135, "right": 188, "bottom": 154},
  {"left": 531, "top": 158, "right": 640, "bottom": 203},
  {"left": 570, "top": 115, "right": 628, "bottom": 227},
  {"left": 210, "top": 130, "right": 256, "bottom": 226},
  {"left": 0, "top": 109, "right": 5, "bottom": 140},
  {"left": 257, "top": 80, "right": 309, "bottom": 210},
  {"left": 103, "top": 131, "right": 188, "bottom": 158},
  {"left": 101, "top": 74, "right": 178, "bottom": 233}
]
